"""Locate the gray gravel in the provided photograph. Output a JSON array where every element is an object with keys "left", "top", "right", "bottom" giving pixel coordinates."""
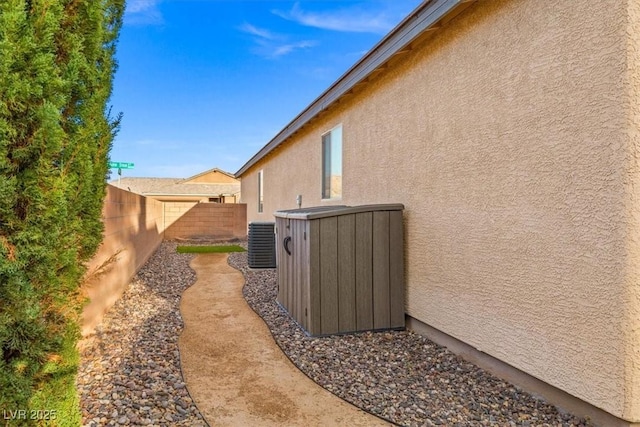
[
  {"left": 228, "top": 249, "right": 593, "bottom": 427},
  {"left": 78, "top": 241, "right": 593, "bottom": 427},
  {"left": 77, "top": 243, "right": 206, "bottom": 427}
]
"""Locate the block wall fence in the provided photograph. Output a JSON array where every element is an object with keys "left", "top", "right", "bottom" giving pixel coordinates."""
[
  {"left": 81, "top": 184, "right": 247, "bottom": 335},
  {"left": 163, "top": 202, "right": 247, "bottom": 240}
]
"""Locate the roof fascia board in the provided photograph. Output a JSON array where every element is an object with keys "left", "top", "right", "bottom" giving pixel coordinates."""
[{"left": 235, "top": 0, "right": 471, "bottom": 177}]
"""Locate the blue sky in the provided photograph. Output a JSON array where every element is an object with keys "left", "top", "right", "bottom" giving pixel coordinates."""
[{"left": 109, "top": 0, "right": 423, "bottom": 178}]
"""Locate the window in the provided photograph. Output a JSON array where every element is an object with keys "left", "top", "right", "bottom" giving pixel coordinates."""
[
  {"left": 322, "top": 125, "right": 342, "bottom": 199},
  {"left": 258, "top": 169, "right": 264, "bottom": 213}
]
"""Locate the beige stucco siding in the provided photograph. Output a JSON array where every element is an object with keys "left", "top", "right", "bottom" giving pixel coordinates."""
[
  {"left": 626, "top": 0, "right": 640, "bottom": 420},
  {"left": 241, "top": 0, "right": 639, "bottom": 420}
]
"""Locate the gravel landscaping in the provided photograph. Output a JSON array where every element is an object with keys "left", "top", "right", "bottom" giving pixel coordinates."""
[
  {"left": 79, "top": 241, "right": 592, "bottom": 426},
  {"left": 77, "top": 243, "right": 206, "bottom": 427},
  {"left": 228, "top": 249, "right": 593, "bottom": 427}
]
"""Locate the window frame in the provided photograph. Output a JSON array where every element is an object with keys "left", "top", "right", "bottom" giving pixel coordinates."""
[
  {"left": 321, "top": 124, "right": 343, "bottom": 200},
  {"left": 257, "top": 169, "right": 264, "bottom": 213}
]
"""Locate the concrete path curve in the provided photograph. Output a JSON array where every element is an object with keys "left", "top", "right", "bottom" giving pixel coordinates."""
[{"left": 178, "top": 253, "right": 390, "bottom": 427}]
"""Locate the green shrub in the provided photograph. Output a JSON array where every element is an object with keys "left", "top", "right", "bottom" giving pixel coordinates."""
[{"left": 0, "top": 0, "right": 124, "bottom": 423}]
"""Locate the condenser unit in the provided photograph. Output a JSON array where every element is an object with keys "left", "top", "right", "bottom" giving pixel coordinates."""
[{"left": 247, "top": 222, "right": 276, "bottom": 269}]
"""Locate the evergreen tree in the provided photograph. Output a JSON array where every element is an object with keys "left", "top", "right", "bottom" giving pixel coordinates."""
[{"left": 0, "top": 0, "right": 124, "bottom": 423}]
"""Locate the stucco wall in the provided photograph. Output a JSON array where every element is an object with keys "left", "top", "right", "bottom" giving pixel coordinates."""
[
  {"left": 240, "top": 0, "right": 640, "bottom": 421},
  {"left": 81, "top": 185, "right": 164, "bottom": 336},
  {"left": 625, "top": 0, "right": 640, "bottom": 419}
]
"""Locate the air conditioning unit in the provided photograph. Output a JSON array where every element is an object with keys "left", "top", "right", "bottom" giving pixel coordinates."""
[{"left": 248, "top": 222, "right": 276, "bottom": 269}]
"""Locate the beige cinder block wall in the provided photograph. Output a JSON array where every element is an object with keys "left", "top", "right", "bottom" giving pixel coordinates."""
[
  {"left": 82, "top": 193, "right": 247, "bottom": 335},
  {"left": 240, "top": 0, "right": 640, "bottom": 421},
  {"left": 81, "top": 185, "right": 164, "bottom": 336},
  {"left": 163, "top": 202, "right": 247, "bottom": 240},
  {"left": 163, "top": 201, "right": 198, "bottom": 229}
]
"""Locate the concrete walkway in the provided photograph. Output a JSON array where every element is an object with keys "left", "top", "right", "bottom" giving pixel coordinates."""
[{"left": 178, "top": 254, "right": 390, "bottom": 427}]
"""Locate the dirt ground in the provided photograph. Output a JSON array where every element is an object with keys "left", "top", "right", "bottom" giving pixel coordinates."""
[{"left": 178, "top": 253, "right": 390, "bottom": 427}]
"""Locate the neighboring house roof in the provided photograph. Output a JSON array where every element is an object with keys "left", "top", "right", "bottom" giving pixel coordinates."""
[
  {"left": 115, "top": 177, "right": 178, "bottom": 194},
  {"left": 187, "top": 167, "right": 236, "bottom": 181},
  {"left": 235, "top": 0, "right": 476, "bottom": 177},
  {"left": 112, "top": 168, "right": 240, "bottom": 197},
  {"left": 144, "top": 182, "right": 241, "bottom": 197}
]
